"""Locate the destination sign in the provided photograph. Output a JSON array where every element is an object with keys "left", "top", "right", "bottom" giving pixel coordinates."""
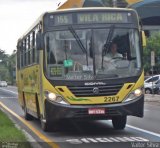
[
  {"left": 49, "top": 11, "right": 131, "bottom": 26},
  {"left": 77, "top": 12, "right": 128, "bottom": 24},
  {"left": 54, "top": 14, "right": 72, "bottom": 25}
]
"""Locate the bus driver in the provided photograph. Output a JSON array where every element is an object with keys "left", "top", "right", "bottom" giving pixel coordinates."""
[{"left": 106, "top": 42, "right": 123, "bottom": 59}]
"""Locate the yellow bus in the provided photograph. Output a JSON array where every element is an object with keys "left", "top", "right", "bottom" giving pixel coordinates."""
[{"left": 17, "top": 7, "right": 145, "bottom": 131}]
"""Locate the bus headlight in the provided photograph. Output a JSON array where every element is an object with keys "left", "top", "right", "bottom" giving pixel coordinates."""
[
  {"left": 124, "top": 88, "right": 143, "bottom": 102},
  {"left": 134, "top": 89, "right": 142, "bottom": 96},
  {"left": 45, "top": 91, "right": 69, "bottom": 105},
  {"left": 48, "top": 93, "right": 56, "bottom": 101}
]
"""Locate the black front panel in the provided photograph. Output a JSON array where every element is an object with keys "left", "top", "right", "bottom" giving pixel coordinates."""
[
  {"left": 48, "top": 76, "right": 139, "bottom": 87},
  {"left": 45, "top": 96, "right": 144, "bottom": 121}
]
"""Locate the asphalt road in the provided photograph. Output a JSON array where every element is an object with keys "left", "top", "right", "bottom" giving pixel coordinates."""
[{"left": 0, "top": 86, "right": 160, "bottom": 148}]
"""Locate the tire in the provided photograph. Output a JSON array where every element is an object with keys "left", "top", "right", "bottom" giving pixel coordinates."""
[
  {"left": 112, "top": 116, "right": 127, "bottom": 130},
  {"left": 41, "top": 119, "right": 51, "bottom": 132},
  {"left": 145, "top": 88, "right": 152, "bottom": 94},
  {"left": 35, "top": 95, "right": 40, "bottom": 119},
  {"left": 41, "top": 118, "right": 58, "bottom": 132},
  {"left": 24, "top": 103, "right": 33, "bottom": 120}
]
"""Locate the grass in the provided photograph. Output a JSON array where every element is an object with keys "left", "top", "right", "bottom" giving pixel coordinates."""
[{"left": 0, "top": 110, "right": 32, "bottom": 147}]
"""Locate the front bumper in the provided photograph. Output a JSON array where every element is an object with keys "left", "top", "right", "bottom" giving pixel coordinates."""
[{"left": 45, "top": 95, "right": 144, "bottom": 122}]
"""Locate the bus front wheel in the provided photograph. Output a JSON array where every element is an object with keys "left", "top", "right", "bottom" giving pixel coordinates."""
[
  {"left": 41, "top": 119, "right": 51, "bottom": 132},
  {"left": 112, "top": 116, "right": 127, "bottom": 130},
  {"left": 41, "top": 119, "right": 58, "bottom": 132}
]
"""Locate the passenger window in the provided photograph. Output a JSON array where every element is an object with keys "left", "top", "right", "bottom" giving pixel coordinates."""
[
  {"left": 24, "top": 39, "right": 27, "bottom": 66},
  {"left": 156, "top": 79, "right": 160, "bottom": 84},
  {"left": 28, "top": 36, "right": 31, "bottom": 65},
  {"left": 32, "top": 31, "right": 35, "bottom": 63}
]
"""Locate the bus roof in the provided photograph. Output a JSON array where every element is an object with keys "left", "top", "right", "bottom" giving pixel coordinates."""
[
  {"left": 18, "top": 7, "right": 137, "bottom": 41},
  {"left": 50, "top": 7, "right": 135, "bottom": 13}
]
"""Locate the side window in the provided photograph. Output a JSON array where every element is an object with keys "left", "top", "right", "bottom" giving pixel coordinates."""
[
  {"left": 147, "top": 76, "right": 159, "bottom": 83},
  {"left": 30, "top": 33, "right": 33, "bottom": 49},
  {"left": 146, "top": 78, "right": 151, "bottom": 83},
  {"left": 32, "top": 31, "right": 36, "bottom": 63},
  {"left": 153, "top": 76, "right": 159, "bottom": 82},
  {"left": 24, "top": 39, "right": 27, "bottom": 66},
  {"left": 17, "top": 42, "right": 21, "bottom": 69},
  {"left": 20, "top": 28, "right": 39, "bottom": 67},
  {"left": 35, "top": 28, "right": 39, "bottom": 63},
  {"left": 28, "top": 36, "right": 31, "bottom": 65},
  {"left": 26, "top": 37, "right": 28, "bottom": 65},
  {"left": 26, "top": 37, "right": 29, "bottom": 51},
  {"left": 156, "top": 79, "right": 160, "bottom": 84},
  {"left": 20, "top": 42, "right": 23, "bottom": 68}
]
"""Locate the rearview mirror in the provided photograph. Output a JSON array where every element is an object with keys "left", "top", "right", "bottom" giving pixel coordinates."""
[
  {"left": 36, "top": 32, "right": 43, "bottom": 50},
  {"left": 142, "top": 31, "right": 146, "bottom": 47},
  {"left": 17, "top": 41, "right": 22, "bottom": 50}
]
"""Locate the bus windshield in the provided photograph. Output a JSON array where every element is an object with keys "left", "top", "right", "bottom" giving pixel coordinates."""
[{"left": 45, "top": 27, "right": 141, "bottom": 80}]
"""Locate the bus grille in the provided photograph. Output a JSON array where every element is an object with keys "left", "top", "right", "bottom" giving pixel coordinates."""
[{"left": 68, "top": 84, "right": 123, "bottom": 97}]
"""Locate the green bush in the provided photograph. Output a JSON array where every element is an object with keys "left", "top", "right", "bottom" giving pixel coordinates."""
[{"left": 143, "top": 32, "right": 160, "bottom": 74}]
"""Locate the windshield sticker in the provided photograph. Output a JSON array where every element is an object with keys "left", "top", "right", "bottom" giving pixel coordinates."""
[
  {"left": 67, "top": 96, "right": 91, "bottom": 102},
  {"left": 64, "top": 59, "right": 73, "bottom": 67},
  {"left": 83, "top": 65, "right": 93, "bottom": 71},
  {"left": 50, "top": 65, "right": 63, "bottom": 77},
  {"left": 66, "top": 74, "right": 94, "bottom": 80}
]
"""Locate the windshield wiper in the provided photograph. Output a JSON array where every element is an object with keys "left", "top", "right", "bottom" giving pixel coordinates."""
[
  {"left": 68, "top": 26, "right": 88, "bottom": 66},
  {"left": 96, "top": 73, "right": 118, "bottom": 79},
  {"left": 101, "top": 25, "right": 115, "bottom": 69}
]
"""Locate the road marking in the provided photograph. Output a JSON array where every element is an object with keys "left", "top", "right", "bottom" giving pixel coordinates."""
[
  {"left": 0, "top": 88, "right": 18, "bottom": 95},
  {"left": 66, "top": 137, "right": 149, "bottom": 144},
  {"left": 127, "top": 124, "right": 160, "bottom": 138},
  {"left": 0, "top": 97, "right": 17, "bottom": 99},
  {"left": 0, "top": 102, "right": 60, "bottom": 148},
  {"left": 106, "top": 120, "right": 160, "bottom": 139}
]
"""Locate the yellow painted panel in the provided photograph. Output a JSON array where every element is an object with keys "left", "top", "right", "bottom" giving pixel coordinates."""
[
  {"left": 17, "top": 65, "right": 40, "bottom": 113},
  {"left": 58, "top": 0, "right": 84, "bottom": 9},
  {"left": 126, "top": 0, "right": 143, "bottom": 5},
  {"left": 24, "top": 92, "right": 37, "bottom": 112},
  {"left": 55, "top": 83, "right": 135, "bottom": 105},
  {"left": 132, "top": 71, "right": 144, "bottom": 90}
]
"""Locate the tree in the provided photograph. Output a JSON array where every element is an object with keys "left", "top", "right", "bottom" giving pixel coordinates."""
[
  {"left": 7, "top": 50, "right": 16, "bottom": 85},
  {"left": 143, "top": 32, "right": 160, "bottom": 74},
  {"left": 0, "top": 49, "right": 9, "bottom": 81},
  {"left": 0, "top": 49, "right": 16, "bottom": 84}
]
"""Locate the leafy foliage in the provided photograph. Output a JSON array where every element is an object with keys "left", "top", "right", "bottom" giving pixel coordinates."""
[
  {"left": 0, "top": 49, "right": 16, "bottom": 84},
  {"left": 143, "top": 32, "right": 160, "bottom": 74}
]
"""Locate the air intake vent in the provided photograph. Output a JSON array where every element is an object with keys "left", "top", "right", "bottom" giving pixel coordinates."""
[{"left": 68, "top": 84, "right": 123, "bottom": 97}]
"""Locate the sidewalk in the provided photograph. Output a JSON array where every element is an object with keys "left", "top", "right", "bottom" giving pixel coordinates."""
[{"left": 145, "top": 94, "right": 160, "bottom": 102}]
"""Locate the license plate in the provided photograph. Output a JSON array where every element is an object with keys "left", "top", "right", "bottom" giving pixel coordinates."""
[{"left": 88, "top": 108, "right": 105, "bottom": 115}]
